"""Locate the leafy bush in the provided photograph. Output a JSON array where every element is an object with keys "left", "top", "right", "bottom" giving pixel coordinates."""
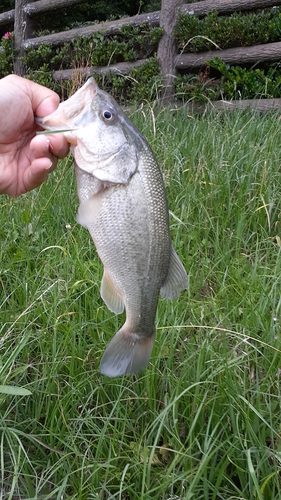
[
  {"left": 21, "top": 24, "right": 162, "bottom": 103},
  {"left": 0, "top": 20, "right": 161, "bottom": 104},
  {"left": 0, "top": 21, "right": 163, "bottom": 104},
  {"left": 175, "top": 58, "right": 281, "bottom": 102},
  {"left": 95, "top": 57, "right": 162, "bottom": 103},
  {"left": 172, "top": 6, "right": 281, "bottom": 102},
  {"left": 208, "top": 57, "right": 281, "bottom": 99},
  {"left": 24, "top": 25, "right": 162, "bottom": 71},
  {"left": 174, "top": 8, "right": 281, "bottom": 53},
  {"left": 0, "top": 1, "right": 161, "bottom": 38},
  {"left": 175, "top": 69, "right": 222, "bottom": 102},
  {"left": 0, "top": 32, "right": 14, "bottom": 78}
]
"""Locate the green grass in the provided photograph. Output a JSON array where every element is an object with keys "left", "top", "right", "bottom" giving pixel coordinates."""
[{"left": 1, "top": 107, "right": 281, "bottom": 499}]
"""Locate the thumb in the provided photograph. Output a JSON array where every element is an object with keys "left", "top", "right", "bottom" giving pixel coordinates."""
[
  {"left": 29, "top": 81, "right": 60, "bottom": 117},
  {"left": 5, "top": 75, "right": 60, "bottom": 117}
]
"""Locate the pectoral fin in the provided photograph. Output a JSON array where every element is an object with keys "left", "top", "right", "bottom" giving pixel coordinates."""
[
  {"left": 100, "top": 270, "right": 124, "bottom": 314},
  {"left": 76, "top": 190, "right": 105, "bottom": 229},
  {"left": 160, "top": 245, "right": 188, "bottom": 300}
]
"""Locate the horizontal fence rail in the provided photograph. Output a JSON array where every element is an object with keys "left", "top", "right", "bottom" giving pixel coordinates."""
[
  {"left": 22, "top": 12, "right": 161, "bottom": 49},
  {"left": 176, "top": 41, "right": 281, "bottom": 69},
  {"left": 181, "top": 0, "right": 281, "bottom": 16}
]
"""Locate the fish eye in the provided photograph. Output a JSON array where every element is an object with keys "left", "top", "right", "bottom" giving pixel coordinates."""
[{"left": 102, "top": 109, "right": 115, "bottom": 121}]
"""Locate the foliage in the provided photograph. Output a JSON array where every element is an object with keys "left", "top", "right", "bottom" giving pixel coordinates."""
[
  {"left": 208, "top": 57, "right": 281, "bottom": 99},
  {"left": 141, "top": 0, "right": 161, "bottom": 12},
  {"left": 175, "top": 69, "right": 222, "bottom": 102},
  {"left": 174, "top": 58, "right": 281, "bottom": 102},
  {"left": 0, "top": 32, "right": 14, "bottom": 78},
  {"left": 22, "top": 25, "right": 162, "bottom": 104},
  {"left": 95, "top": 57, "right": 162, "bottom": 103},
  {"left": 1, "top": 110, "right": 281, "bottom": 498},
  {"left": 37, "top": 25, "right": 163, "bottom": 70},
  {"left": 174, "top": 7, "right": 281, "bottom": 53},
  {"left": 173, "top": 5, "right": 281, "bottom": 102}
]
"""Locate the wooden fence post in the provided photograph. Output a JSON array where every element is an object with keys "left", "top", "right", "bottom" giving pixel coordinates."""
[
  {"left": 157, "top": 0, "right": 183, "bottom": 101},
  {"left": 13, "top": 0, "right": 34, "bottom": 76}
]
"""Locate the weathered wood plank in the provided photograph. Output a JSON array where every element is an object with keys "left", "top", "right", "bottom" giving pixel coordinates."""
[
  {"left": 157, "top": 0, "right": 183, "bottom": 101},
  {"left": 181, "top": 0, "right": 281, "bottom": 17},
  {"left": 176, "top": 41, "right": 281, "bottom": 69},
  {"left": 24, "top": 0, "right": 83, "bottom": 15},
  {"left": 14, "top": 0, "right": 34, "bottom": 76},
  {"left": 0, "top": 9, "right": 14, "bottom": 26},
  {"left": 52, "top": 59, "right": 147, "bottom": 81},
  {"left": 185, "top": 98, "right": 281, "bottom": 113},
  {"left": 23, "top": 11, "right": 161, "bottom": 49}
]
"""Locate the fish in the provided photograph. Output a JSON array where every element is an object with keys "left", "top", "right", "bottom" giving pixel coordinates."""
[{"left": 36, "top": 77, "right": 188, "bottom": 377}]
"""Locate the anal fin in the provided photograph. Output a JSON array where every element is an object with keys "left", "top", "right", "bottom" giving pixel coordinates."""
[{"left": 160, "top": 245, "right": 188, "bottom": 300}]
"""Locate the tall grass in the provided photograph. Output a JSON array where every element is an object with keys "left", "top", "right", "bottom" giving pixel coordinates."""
[{"left": 0, "top": 107, "right": 281, "bottom": 499}]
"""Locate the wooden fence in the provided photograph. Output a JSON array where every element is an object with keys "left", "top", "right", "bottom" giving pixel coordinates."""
[{"left": 1, "top": 0, "right": 281, "bottom": 106}]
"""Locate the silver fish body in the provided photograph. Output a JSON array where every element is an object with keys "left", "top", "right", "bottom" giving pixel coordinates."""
[{"left": 37, "top": 78, "right": 188, "bottom": 377}]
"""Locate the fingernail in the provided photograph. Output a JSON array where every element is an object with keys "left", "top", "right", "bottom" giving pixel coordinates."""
[
  {"left": 46, "top": 161, "right": 53, "bottom": 171},
  {"left": 46, "top": 139, "right": 50, "bottom": 151}
]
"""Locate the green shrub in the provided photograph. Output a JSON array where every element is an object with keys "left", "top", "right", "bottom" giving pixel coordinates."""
[
  {"left": 22, "top": 24, "right": 162, "bottom": 103},
  {"left": 208, "top": 57, "right": 281, "bottom": 99},
  {"left": 175, "top": 8, "right": 281, "bottom": 53},
  {"left": 4, "top": 4, "right": 281, "bottom": 104},
  {"left": 0, "top": 32, "right": 14, "bottom": 78},
  {"left": 174, "top": 58, "right": 281, "bottom": 102},
  {"left": 173, "top": 6, "right": 281, "bottom": 102},
  {"left": 94, "top": 57, "right": 161, "bottom": 104},
  {"left": 174, "top": 71, "right": 221, "bottom": 102}
]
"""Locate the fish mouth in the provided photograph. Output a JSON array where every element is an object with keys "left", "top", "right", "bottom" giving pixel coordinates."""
[{"left": 35, "top": 77, "right": 98, "bottom": 132}]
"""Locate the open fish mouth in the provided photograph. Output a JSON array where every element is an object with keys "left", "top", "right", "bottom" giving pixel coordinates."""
[{"left": 35, "top": 78, "right": 98, "bottom": 131}]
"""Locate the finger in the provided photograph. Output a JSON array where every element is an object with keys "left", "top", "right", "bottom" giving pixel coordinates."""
[
  {"left": 23, "top": 156, "right": 58, "bottom": 194},
  {"left": 30, "top": 134, "right": 52, "bottom": 158},
  {"left": 30, "top": 134, "right": 69, "bottom": 161},
  {"left": 25, "top": 79, "right": 60, "bottom": 117},
  {"left": 49, "top": 133, "right": 70, "bottom": 159},
  {"left": 35, "top": 93, "right": 60, "bottom": 118}
]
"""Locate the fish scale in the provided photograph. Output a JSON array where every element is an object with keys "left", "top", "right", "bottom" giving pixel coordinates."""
[
  {"left": 88, "top": 166, "right": 164, "bottom": 329},
  {"left": 36, "top": 77, "right": 188, "bottom": 377}
]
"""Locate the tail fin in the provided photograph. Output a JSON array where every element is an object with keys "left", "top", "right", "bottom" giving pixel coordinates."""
[{"left": 99, "top": 327, "right": 156, "bottom": 377}]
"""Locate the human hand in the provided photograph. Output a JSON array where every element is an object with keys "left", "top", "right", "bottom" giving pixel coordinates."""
[{"left": 0, "top": 75, "right": 69, "bottom": 197}]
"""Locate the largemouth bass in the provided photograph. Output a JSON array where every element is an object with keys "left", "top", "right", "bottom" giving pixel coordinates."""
[{"left": 37, "top": 78, "right": 188, "bottom": 377}]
